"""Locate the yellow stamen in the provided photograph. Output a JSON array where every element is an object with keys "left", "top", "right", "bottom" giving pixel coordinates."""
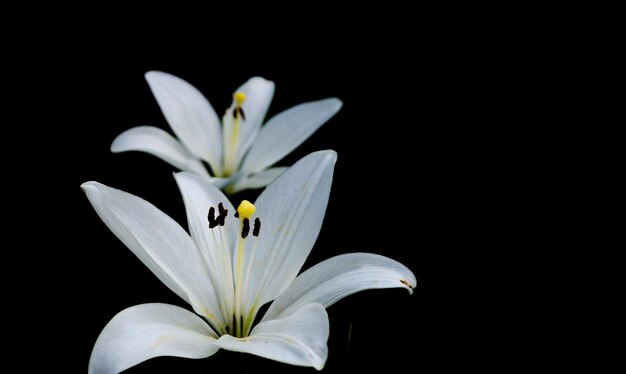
[
  {"left": 237, "top": 200, "right": 256, "bottom": 220},
  {"left": 234, "top": 91, "right": 246, "bottom": 107},
  {"left": 223, "top": 92, "right": 247, "bottom": 176}
]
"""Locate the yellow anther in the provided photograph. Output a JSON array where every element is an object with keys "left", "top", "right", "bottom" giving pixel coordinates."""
[
  {"left": 237, "top": 200, "right": 256, "bottom": 220},
  {"left": 234, "top": 92, "right": 246, "bottom": 107}
]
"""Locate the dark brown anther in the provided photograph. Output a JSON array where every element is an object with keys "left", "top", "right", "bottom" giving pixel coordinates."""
[
  {"left": 217, "top": 203, "right": 228, "bottom": 226},
  {"left": 235, "top": 107, "right": 246, "bottom": 121},
  {"left": 208, "top": 207, "right": 218, "bottom": 228},
  {"left": 208, "top": 207, "right": 215, "bottom": 223},
  {"left": 234, "top": 211, "right": 239, "bottom": 218},
  {"left": 253, "top": 217, "right": 261, "bottom": 237},
  {"left": 241, "top": 218, "right": 250, "bottom": 239}
]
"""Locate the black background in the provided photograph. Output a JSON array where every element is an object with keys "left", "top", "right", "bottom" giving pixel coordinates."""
[{"left": 8, "top": 17, "right": 521, "bottom": 373}]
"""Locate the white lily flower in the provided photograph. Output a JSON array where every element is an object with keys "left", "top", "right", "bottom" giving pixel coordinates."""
[
  {"left": 111, "top": 71, "right": 342, "bottom": 194},
  {"left": 83, "top": 151, "right": 415, "bottom": 373}
]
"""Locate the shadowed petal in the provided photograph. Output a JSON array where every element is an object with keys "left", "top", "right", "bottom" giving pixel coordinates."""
[
  {"left": 174, "top": 171, "right": 238, "bottom": 320},
  {"left": 214, "top": 303, "right": 328, "bottom": 370},
  {"left": 89, "top": 303, "right": 218, "bottom": 374},
  {"left": 230, "top": 167, "right": 287, "bottom": 193},
  {"left": 81, "top": 182, "right": 225, "bottom": 328},
  {"left": 111, "top": 126, "right": 209, "bottom": 177}
]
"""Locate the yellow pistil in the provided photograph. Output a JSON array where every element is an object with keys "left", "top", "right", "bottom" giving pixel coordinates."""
[
  {"left": 234, "top": 91, "right": 246, "bottom": 107},
  {"left": 224, "top": 92, "right": 247, "bottom": 176},
  {"left": 234, "top": 199, "right": 257, "bottom": 337}
]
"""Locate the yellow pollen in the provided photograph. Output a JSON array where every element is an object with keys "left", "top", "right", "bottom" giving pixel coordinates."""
[
  {"left": 234, "top": 92, "right": 246, "bottom": 107},
  {"left": 237, "top": 200, "right": 256, "bottom": 220}
]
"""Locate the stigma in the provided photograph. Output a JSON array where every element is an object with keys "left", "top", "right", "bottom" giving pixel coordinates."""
[
  {"left": 234, "top": 92, "right": 246, "bottom": 107},
  {"left": 236, "top": 200, "right": 256, "bottom": 220}
]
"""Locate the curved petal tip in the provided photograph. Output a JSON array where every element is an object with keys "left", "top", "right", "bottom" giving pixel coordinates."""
[
  {"left": 80, "top": 181, "right": 99, "bottom": 192},
  {"left": 400, "top": 279, "right": 415, "bottom": 295}
]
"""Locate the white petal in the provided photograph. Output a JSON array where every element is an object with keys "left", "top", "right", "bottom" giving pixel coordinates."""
[
  {"left": 204, "top": 176, "right": 231, "bottom": 189},
  {"left": 242, "top": 98, "right": 342, "bottom": 172},
  {"left": 174, "top": 172, "right": 238, "bottom": 319},
  {"left": 111, "top": 126, "right": 210, "bottom": 177},
  {"left": 230, "top": 167, "right": 287, "bottom": 193},
  {"left": 203, "top": 173, "right": 243, "bottom": 191},
  {"left": 215, "top": 303, "right": 328, "bottom": 370},
  {"left": 81, "top": 182, "right": 225, "bottom": 328},
  {"left": 146, "top": 71, "right": 223, "bottom": 175},
  {"left": 88, "top": 303, "right": 218, "bottom": 374},
  {"left": 232, "top": 77, "right": 275, "bottom": 167},
  {"left": 240, "top": 151, "right": 337, "bottom": 316},
  {"left": 263, "top": 253, "right": 416, "bottom": 321}
]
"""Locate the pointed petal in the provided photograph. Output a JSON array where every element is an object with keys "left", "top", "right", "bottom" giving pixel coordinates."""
[
  {"left": 240, "top": 151, "right": 337, "bottom": 315},
  {"left": 81, "top": 181, "right": 225, "bottom": 328},
  {"left": 146, "top": 71, "right": 223, "bottom": 175},
  {"left": 230, "top": 167, "right": 287, "bottom": 193},
  {"left": 111, "top": 126, "right": 210, "bottom": 177},
  {"left": 215, "top": 303, "right": 328, "bottom": 370},
  {"left": 263, "top": 253, "right": 416, "bottom": 321},
  {"left": 242, "top": 98, "right": 342, "bottom": 172},
  {"left": 88, "top": 303, "right": 218, "bottom": 374},
  {"left": 232, "top": 77, "right": 275, "bottom": 166},
  {"left": 174, "top": 172, "right": 238, "bottom": 319}
]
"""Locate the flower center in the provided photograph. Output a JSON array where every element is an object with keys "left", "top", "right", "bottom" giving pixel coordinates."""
[{"left": 206, "top": 200, "right": 262, "bottom": 338}]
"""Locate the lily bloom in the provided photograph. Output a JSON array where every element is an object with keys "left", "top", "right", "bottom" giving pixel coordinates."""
[
  {"left": 111, "top": 71, "right": 342, "bottom": 194},
  {"left": 83, "top": 151, "right": 415, "bottom": 373}
]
